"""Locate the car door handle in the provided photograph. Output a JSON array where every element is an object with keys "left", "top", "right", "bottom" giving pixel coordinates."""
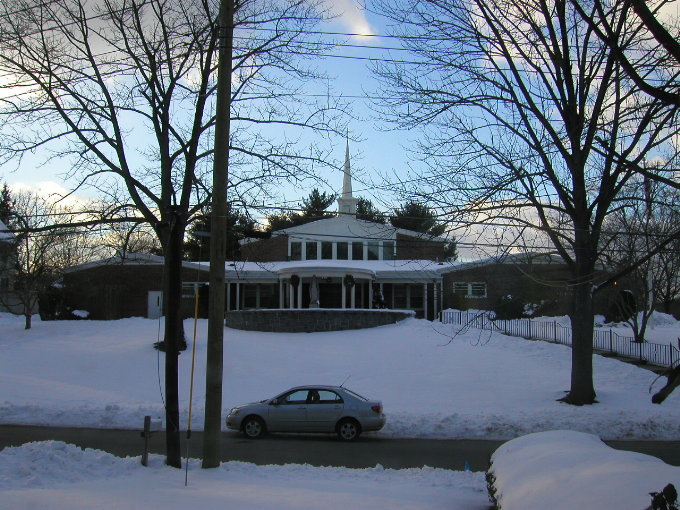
[{"left": 334, "top": 406, "right": 341, "bottom": 409}]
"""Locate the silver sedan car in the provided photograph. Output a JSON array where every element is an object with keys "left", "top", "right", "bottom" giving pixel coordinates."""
[{"left": 226, "top": 385, "right": 386, "bottom": 441}]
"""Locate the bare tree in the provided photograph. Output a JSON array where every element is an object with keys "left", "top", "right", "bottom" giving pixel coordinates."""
[
  {"left": 570, "top": 0, "right": 680, "bottom": 107},
  {"left": 97, "top": 217, "right": 162, "bottom": 259},
  {"left": 374, "top": 0, "right": 678, "bottom": 404},
  {"left": 1, "top": 191, "right": 93, "bottom": 329},
  {"left": 569, "top": 0, "right": 680, "bottom": 201},
  {"left": 601, "top": 176, "right": 680, "bottom": 341},
  {"left": 0, "top": 0, "right": 347, "bottom": 466}
]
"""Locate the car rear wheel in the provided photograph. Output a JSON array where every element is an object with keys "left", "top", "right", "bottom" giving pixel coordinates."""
[
  {"left": 336, "top": 418, "right": 361, "bottom": 441},
  {"left": 242, "top": 416, "right": 265, "bottom": 439}
]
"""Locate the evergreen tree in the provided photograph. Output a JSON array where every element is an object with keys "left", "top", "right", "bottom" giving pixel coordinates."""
[
  {"left": 356, "top": 197, "right": 386, "bottom": 223},
  {"left": 184, "top": 206, "right": 257, "bottom": 261},
  {"left": 266, "top": 188, "right": 336, "bottom": 231},
  {"left": 0, "top": 183, "right": 14, "bottom": 226},
  {"left": 265, "top": 211, "right": 308, "bottom": 232},
  {"left": 301, "top": 189, "right": 336, "bottom": 220},
  {"left": 389, "top": 201, "right": 444, "bottom": 235},
  {"left": 390, "top": 201, "right": 457, "bottom": 260}
]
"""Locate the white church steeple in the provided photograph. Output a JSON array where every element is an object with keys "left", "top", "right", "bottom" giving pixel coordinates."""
[{"left": 337, "top": 139, "right": 359, "bottom": 216}]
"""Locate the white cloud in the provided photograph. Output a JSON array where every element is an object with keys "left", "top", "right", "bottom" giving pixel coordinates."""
[
  {"left": 326, "top": 0, "right": 375, "bottom": 38},
  {"left": 10, "top": 181, "right": 89, "bottom": 209}
]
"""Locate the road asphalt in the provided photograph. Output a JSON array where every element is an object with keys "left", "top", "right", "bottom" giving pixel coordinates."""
[{"left": 2, "top": 425, "right": 679, "bottom": 471}]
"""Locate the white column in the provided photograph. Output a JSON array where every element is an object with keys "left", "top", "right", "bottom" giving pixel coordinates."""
[
  {"left": 351, "top": 283, "right": 356, "bottom": 308},
  {"left": 342, "top": 283, "right": 346, "bottom": 309},
  {"left": 423, "top": 283, "right": 428, "bottom": 320},
  {"left": 226, "top": 282, "right": 231, "bottom": 311},
  {"left": 289, "top": 281, "right": 294, "bottom": 309},
  {"left": 279, "top": 280, "right": 284, "bottom": 309},
  {"left": 297, "top": 279, "right": 303, "bottom": 308},
  {"left": 368, "top": 281, "right": 373, "bottom": 309},
  {"left": 433, "top": 282, "right": 439, "bottom": 320},
  {"left": 236, "top": 283, "right": 241, "bottom": 311}
]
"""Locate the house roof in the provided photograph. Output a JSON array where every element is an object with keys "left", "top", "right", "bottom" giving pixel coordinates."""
[
  {"left": 0, "top": 219, "right": 16, "bottom": 243},
  {"left": 242, "top": 214, "right": 448, "bottom": 246},
  {"left": 440, "top": 252, "right": 565, "bottom": 273},
  {"left": 64, "top": 252, "right": 207, "bottom": 273},
  {"left": 64, "top": 249, "right": 457, "bottom": 283},
  {"left": 213, "top": 258, "right": 453, "bottom": 281}
]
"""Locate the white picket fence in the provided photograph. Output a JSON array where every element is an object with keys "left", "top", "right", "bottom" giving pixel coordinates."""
[{"left": 440, "top": 310, "right": 679, "bottom": 368}]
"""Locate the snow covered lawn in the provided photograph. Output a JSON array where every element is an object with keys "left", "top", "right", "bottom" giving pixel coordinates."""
[
  {"left": 1, "top": 313, "right": 679, "bottom": 439},
  {"left": 1, "top": 313, "right": 679, "bottom": 510},
  {"left": 0, "top": 441, "right": 489, "bottom": 510}
]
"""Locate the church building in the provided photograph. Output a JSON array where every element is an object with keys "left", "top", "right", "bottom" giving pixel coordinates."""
[{"left": 224, "top": 143, "right": 449, "bottom": 320}]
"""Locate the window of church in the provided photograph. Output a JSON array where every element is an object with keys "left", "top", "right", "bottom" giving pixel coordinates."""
[
  {"left": 367, "top": 241, "right": 379, "bottom": 260},
  {"left": 337, "top": 242, "right": 348, "bottom": 260},
  {"left": 382, "top": 241, "right": 395, "bottom": 260},
  {"left": 321, "top": 241, "right": 333, "bottom": 259},
  {"left": 243, "top": 284, "right": 258, "bottom": 309},
  {"left": 290, "top": 242, "right": 301, "bottom": 261},
  {"left": 305, "top": 241, "right": 318, "bottom": 260},
  {"left": 409, "top": 284, "right": 423, "bottom": 309},
  {"left": 259, "top": 284, "right": 277, "bottom": 308},
  {"left": 351, "top": 241, "right": 364, "bottom": 260},
  {"left": 452, "top": 282, "right": 487, "bottom": 298},
  {"left": 393, "top": 284, "right": 407, "bottom": 308}
]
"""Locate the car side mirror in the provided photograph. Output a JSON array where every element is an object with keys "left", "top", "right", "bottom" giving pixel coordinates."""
[{"left": 270, "top": 398, "right": 280, "bottom": 406}]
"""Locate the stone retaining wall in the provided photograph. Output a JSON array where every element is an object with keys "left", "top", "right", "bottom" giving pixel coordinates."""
[{"left": 225, "top": 309, "right": 415, "bottom": 332}]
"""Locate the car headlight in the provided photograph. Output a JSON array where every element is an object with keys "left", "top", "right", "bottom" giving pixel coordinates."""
[{"left": 229, "top": 407, "right": 241, "bottom": 416}]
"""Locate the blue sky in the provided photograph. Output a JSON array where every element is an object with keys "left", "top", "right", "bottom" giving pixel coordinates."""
[{"left": 0, "top": 1, "right": 415, "bottom": 216}]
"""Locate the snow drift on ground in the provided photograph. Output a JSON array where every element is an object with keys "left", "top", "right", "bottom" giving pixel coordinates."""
[
  {"left": 2, "top": 313, "right": 679, "bottom": 510},
  {"left": 0, "top": 441, "right": 489, "bottom": 510},
  {"left": 1, "top": 313, "right": 678, "bottom": 439},
  {"left": 489, "top": 430, "right": 680, "bottom": 510}
]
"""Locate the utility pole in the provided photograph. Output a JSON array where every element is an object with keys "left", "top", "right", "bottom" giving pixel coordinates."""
[{"left": 202, "top": 0, "right": 233, "bottom": 469}]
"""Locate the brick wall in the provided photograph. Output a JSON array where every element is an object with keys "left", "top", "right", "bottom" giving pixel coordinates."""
[
  {"left": 239, "top": 235, "right": 289, "bottom": 262},
  {"left": 63, "top": 264, "right": 209, "bottom": 319},
  {"left": 442, "top": 263, "right": 617, "bottom": 316},
  {"left": 226, "top": 309, "right": 414, "bottom": 332},
  {"left": 396, "top": 233, "right": 446, "bottom": 261}
]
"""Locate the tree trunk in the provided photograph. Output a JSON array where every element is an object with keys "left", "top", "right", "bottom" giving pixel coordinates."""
[
  {"left": 564, "top": 279, "right": 597, "bottom": 405},
  {"left": 162, "top": 214, "right": 186, "bottom": 468},
  {"left": 662, "top": 299, "right": 672, "bottom": 315},
  {"left": 24, "top": 313, "right": 31, "bottom": 330}
]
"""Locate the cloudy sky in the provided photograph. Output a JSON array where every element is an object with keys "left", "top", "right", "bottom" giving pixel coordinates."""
[{"left": 0, "top": 1, "right": 407, "bottom": 208}]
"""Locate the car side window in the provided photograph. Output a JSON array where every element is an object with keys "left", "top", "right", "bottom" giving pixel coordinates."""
[
  {"left": 317, "top": 390, "right": 343, "bottom": 404},
  {"left": 282, "top": 390, "right": 308, "bottom": 404}
]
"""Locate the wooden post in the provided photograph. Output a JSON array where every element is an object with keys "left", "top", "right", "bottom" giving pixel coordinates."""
[
  {"left": 203, "top": 0, "right": 233, "bottom": 469},
  {"left": 141, "top": 415, "right": 151, "bottom": 467}
]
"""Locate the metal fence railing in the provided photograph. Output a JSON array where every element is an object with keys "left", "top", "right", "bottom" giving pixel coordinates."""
[{"left": 440, "top": 310, "right": 679, "bottom": 368}]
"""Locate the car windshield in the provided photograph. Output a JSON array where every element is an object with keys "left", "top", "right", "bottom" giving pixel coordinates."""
[{"left": 342, "top": 388, "right": 368, "bottom": 401}]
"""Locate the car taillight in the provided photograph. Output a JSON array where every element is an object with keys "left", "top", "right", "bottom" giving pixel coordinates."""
[{"left": 371, "top": 404, "right": 382, "bottom": 414}]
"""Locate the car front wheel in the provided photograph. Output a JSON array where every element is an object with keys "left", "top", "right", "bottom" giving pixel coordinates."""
[
  {"left": 336, "top": 418, "right": 361, "bottom": 441},
  {"left": 242, "top": 416, "right": 265, "bottom": 439}
]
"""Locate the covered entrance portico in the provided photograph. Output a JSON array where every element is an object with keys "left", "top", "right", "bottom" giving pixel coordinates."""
[
  {"left": 225, "top": 260, "right": 444, "bottom": 320},
  {"left": 277, "top": 265, "right": 376, "bottom": 310}
]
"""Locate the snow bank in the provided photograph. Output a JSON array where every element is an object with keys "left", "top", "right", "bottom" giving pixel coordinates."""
[
  {"left": 0, "top": 441, "right": 489, "bottom": 510},
  {"left": 488, "top": 430, "right": 680, "bottom": 510}
]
